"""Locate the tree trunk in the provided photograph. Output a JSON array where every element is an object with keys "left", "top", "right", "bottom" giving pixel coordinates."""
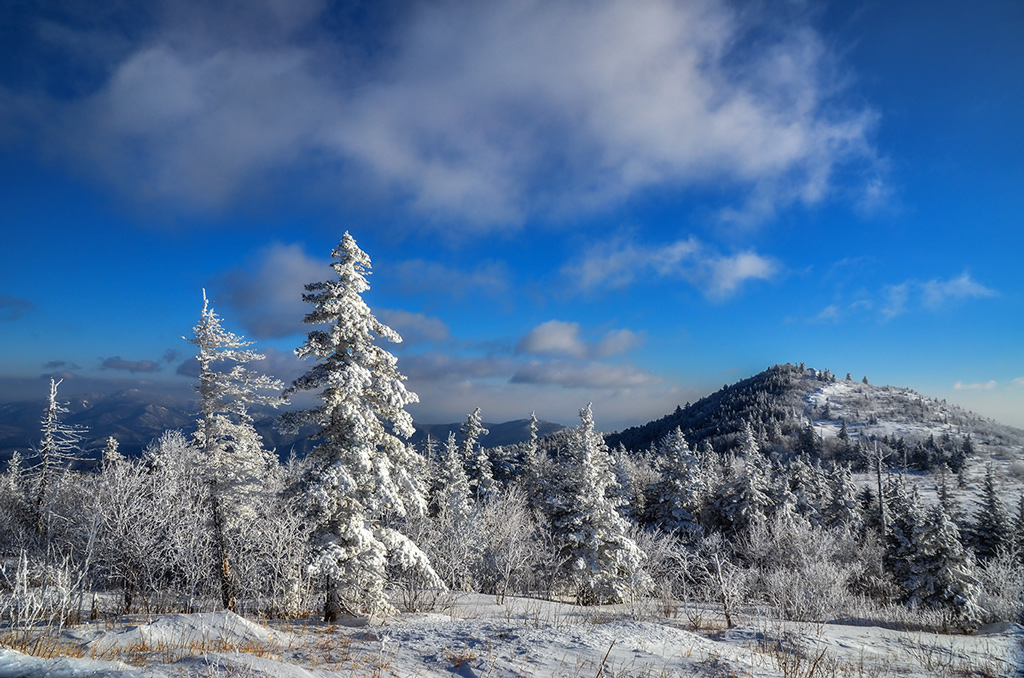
[{"left": 324, "top": 574, "right": 341, "bottom": 623}]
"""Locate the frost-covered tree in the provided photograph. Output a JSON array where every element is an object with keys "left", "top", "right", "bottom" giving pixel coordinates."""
[
  {"left": 884, "top": 477, "right": 927, "bottom": 600},
  {"left": 648, "top": 427, "right": 702, "bottom": 536},
  {"left": 431, "top": 432, "right": 472, "bottom": 524},
  {"left": 33, "top": 378, "right": 85, "bottom": 535},
  {"left": 711, "top": 445, "right": 772, "bottom": 537},
  {"left": 787, "top": 454, "right": 826, "bottom": 524},
  {"left": 281, "top": 232, "right": 440, "bottom": 619},
  {"left": 459, "top": 407, "right": 492, "bottom": 502},
  {"left": 910, "top": 503, "right": 982, "bottom": 630},
  {"left": 186, "top": 290, "right": 283, "bottom": 610},
  {"left": 546, "top": 404, "right": 647, "bottom": 605},
  {"left": 821, "top": 463, "right": 863, "bottom": 533}
]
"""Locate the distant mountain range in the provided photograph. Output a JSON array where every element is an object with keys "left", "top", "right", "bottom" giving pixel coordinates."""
[
  {"left": 408, "top": 419, "right": 566, "bottom": 449},
  {"left": 0, "top": 388, "right": 565, "bottom": 464},
  {"left": 2, "top": 363, "right": 1021, "bottom": 469}
]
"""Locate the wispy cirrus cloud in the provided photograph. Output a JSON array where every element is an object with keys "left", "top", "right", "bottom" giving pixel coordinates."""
[
  {"left": 565, "top": 236, "right": 778, "bottom": 300},
  {"left": 806, "top": 271, "right": 996, "bottom": 323},
  {"left": 883, "top": 273, "right": 995, "bottom": 320},
  {"left": 3, "top": 0, "right": 879, "bottom": 226},
  {"left": 921, "top": 272, "right": 997, "bottom": 310},
  {"left": 954, "top": 380, "right": 997, "bottom": 391}
]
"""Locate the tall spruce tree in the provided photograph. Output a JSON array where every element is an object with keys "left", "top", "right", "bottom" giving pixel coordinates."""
[
  {"left": 885, "top": 476, "right": 927, "bottom": 601},
  {"left": 648, "top": 427, "right": 702, "bottom": 535},
  {"left": 281, "top": 232, "right": 440, "bottom": 619},
  {"left": 546, "top": 404, "right": 646, "bottom": 605},
  {"left": 971, "top": 464, "right": 1010, "bottom": 561},
  {"left": 910, "top": 503, "right": 982, "bottom": 630}
]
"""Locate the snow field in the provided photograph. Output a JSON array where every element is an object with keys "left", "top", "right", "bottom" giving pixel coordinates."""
[{"left": 1, "top": 597, "right": 1020, "bottom": 677}]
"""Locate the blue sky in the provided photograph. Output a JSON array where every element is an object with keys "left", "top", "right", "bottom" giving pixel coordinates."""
[{"left": 1, "top": 0, "right": 1022, "bottom": 431}]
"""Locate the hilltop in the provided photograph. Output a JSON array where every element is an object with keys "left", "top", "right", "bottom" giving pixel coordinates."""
[{"left": 607, "top": 363, "right": 1024, "bottom": 459}]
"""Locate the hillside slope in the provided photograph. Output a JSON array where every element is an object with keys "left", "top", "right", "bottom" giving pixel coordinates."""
[{"left": 607, "top": 363, "right": 1024, "bottom": 461}]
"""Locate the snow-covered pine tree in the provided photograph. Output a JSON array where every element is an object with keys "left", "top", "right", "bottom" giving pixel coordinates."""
[
  {"left": 821, "top": 463, "right": 863, "bottom": 533},
  {"left": 970, "top": 464, "right": 1011, "bottom": 561},
  {"left": 648, "top": 427, "right": 702, "bottom": 536},
  {"left": 786, "top": 454, "right": 826, "bottom": 525},
  {"left": 459, "top": 407, "right": 493, "bottom": 502},
  {"left": 884, "top": 476, "right": 927, "bottom": 601},
  {"left": 711, "top": 435, "right": 772, "bottom": 537},
  {"left": 909, "top": 502, "right": 982, "bottom": 631},
  {"left": 546, "top": 404, "right": 646, "bottom": 605},
  {"left": 186, "top": 290, "right": 283, "bottom": 610},
  {"left": 431, "top": 432, "right": 472, "bottom": 524},
  {"left": 521, "top": 411, "right": 540, "bottom": 485},
  {"left": 281, "top": 232, "right": 440, "bottom": 620}
]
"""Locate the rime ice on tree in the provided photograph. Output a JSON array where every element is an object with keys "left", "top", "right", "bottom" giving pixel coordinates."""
[{"left": 281, "top": 232, "right": 440, "bottom": 619}]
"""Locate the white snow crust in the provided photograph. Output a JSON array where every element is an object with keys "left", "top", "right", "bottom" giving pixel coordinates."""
[{"left": 1, "top": 597, "right": 1019, "bottom": 677}]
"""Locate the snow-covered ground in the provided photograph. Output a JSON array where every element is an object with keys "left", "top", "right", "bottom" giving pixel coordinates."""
[{"left": 1, "top": 595, "right": 1020, "bottom": 677}]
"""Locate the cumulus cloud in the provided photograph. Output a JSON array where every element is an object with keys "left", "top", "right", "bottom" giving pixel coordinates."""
[
  {"left": 100, "top": 356, "right": 161, "bottom": 373},
  {"left": 0, "top": 295, "right": 34, "bottom": 321},
  {"left": 215, "top": 242, "right": 325, "bottom": 339},
  {"left": 515, "top": 320, "right": 643, "bottom": 359},
  {"left": 3, "top": 0, "right": 878, "bottom": 225},
  {"left": 566, "top": 236, "right": 777, "bottom": 299}
]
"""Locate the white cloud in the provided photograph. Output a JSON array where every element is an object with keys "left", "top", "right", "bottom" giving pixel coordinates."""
[
  {"left": 707, "top": 252, "right": 778, "bottom": 300},
  {"left": 515, "top": 320, "right": 643, "bottom": 359},
  {"left": 880, "top": 282, "right": 910, "bottom": 320},
  {"left": 954, "top": 380, "right": 997, "bottom": 391},
  {"left": 6, "top": 0, "right": 879, "bottom": 225},
  {"left": 921, "top": 272, "right": 997, "bottom": 310},
  {"left": 813, "top": 304, "right": 842, "bottom": 322},
  {"left": 876, "top": 273, "right": 995, "bottom": 321},
  {"left": 516, "top": 320, "right": 586, "bottom": 359},
  {"left": 566, "top": 236, "right": 777, "bottom": 299}
]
